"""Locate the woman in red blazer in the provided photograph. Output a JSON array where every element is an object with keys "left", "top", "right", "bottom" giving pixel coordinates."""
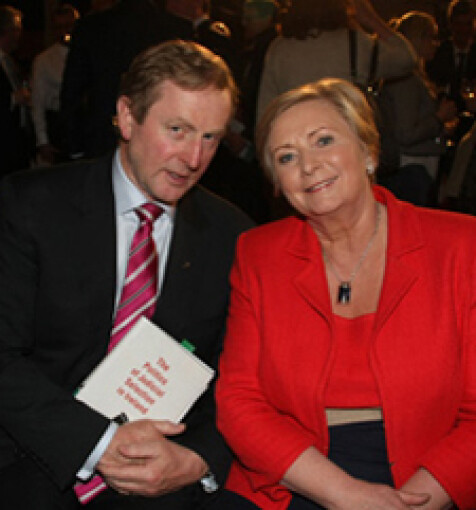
[{"left": 215, "top": 78, "right": 476, "bottom": 510}]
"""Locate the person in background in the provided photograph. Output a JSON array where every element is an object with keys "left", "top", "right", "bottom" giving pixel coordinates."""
[
  {"left": 256, "top": 0, "right": 416, "bottom": 122},
  {"left": 0, "top": 5, "right": 31, "bottom": 177},
  {"left": 216, "top": 78, "right": 476, "bottom": 510},
  {"left": 378, "top": 11, "right": 458, "bottom": 205},
  {"left": 207, "top": 0, "right": 279, "bottom": 225},
  {"left": 239, "top": 0, "right": 279, "bottom": 139},
  {"left": 60, "top": 0, "right": 235, "bottom": 161},
  {"left": 427, "top": 0, "right": 476, "bottom": 113},
  {"left": 0, "top": 40, "right": 252, "bottom": 510},
  {"left": 31, "top": 4, "right": 80, "bottom": 165}
]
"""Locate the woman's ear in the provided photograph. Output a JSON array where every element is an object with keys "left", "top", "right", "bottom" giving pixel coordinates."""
[{"left": 366, "top": 156, "right": 376, "bottom": 176}]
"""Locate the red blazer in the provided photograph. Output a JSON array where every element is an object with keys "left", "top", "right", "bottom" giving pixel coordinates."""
[{"left": 216, "top": 186, "right": 476, "bottom": 510}]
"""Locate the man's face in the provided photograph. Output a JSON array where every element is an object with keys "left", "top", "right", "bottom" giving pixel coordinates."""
[{"left": 117, "top": 80, "right": 232, "bottom": 206}]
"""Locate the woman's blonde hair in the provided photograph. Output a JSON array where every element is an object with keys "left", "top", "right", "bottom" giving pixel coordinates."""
[{"left": 256, "top": 78, "right": 379, "bottom": 186}]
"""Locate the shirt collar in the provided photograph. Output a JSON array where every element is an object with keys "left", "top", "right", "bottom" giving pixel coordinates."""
[{"left": 112, "top": 148, "right": 175, "bottom": 220}]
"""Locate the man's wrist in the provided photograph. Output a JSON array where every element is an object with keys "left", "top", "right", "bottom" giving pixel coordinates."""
[
  {"left": 76, "top": 421, "right": 119, "bottom": 481},
  {"left": 200, "top": 471, "right": 219, "bottom": 493}
]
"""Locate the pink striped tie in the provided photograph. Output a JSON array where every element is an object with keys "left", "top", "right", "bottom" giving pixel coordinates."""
[
  {"left": 74, "top": 202, "right": 162, "bottom": 504},
  {"left": 109, "top": 202, "right": 163, "bottom": 351}
]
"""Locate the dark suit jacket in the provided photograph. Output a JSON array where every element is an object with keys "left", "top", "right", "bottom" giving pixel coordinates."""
[
  {"left": 426, "top": 38, "right": 476, "bottom": 107},
  {"left": 0, "top": 155, "right": 252, "bottom": 507}
]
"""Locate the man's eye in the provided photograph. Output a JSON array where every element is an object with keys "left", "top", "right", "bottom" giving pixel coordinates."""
[
  {"left": 317, "top": 135, "right": 333, "bottom": 147},
  {"left": 203, "top": 132, "right": 218, "bottom": 142},
  {"left": 169, "top": 126, "right": 184, "bottom": 136}
]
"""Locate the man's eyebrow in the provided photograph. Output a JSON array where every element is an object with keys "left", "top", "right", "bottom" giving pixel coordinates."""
[
  {"left": 206, "top": 127, "right": 227, "bottom": 137},
  {"left": 166, "top": 117, "right": 227, "bottom": 137},
  {"left": 167, "top": 117, "right": 193, "bottom": 129}
]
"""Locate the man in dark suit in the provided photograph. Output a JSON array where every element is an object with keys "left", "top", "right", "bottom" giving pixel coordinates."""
[
  {"left": 427, "top": 0, "right": 476, "bottom": 109},
  {"left": 0, "top": 40, "right": 252, "bottom": 510},
  {"left": 0, "top": 5, "right": 31, "bottom": 177}
]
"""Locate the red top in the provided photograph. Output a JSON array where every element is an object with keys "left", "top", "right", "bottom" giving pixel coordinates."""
[{"left": 325, "top": 313, "right": 380, "bottom": 407}]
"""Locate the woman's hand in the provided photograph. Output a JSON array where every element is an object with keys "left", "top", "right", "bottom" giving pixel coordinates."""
[
  {"left": 327, "top": 477, "right": 429, "bottom": 510},
  {"left": 282, "top": 447, "right": 429, "bottom": 510},
  {"left": 400, "top": 468, "right": 453, "bottom": 510}
]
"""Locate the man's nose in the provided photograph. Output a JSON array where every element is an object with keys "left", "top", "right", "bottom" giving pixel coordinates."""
[{"left": 182, "top": 138, "right": 202, "bottom": 170}]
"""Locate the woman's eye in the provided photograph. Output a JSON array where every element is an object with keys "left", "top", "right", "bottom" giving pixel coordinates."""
[
  {"left": 277, "top": 153, "right": 295, "bottom": 165},
  {"left": 317, "top": 135, "right": 333, "bottom": 147}
]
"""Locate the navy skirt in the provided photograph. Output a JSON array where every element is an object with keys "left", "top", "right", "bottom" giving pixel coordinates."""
[{"left": 216, "top": 420, "right": 393, "bottom": 509}]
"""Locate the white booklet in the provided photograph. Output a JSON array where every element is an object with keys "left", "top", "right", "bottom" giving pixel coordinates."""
[{"left": 76, "top": 317, "right": 214, "bottom": 423}]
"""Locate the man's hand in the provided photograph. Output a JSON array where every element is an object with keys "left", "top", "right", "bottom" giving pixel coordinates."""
[{"left": 96, "top": 419, "right": 208, "bottom": 497}]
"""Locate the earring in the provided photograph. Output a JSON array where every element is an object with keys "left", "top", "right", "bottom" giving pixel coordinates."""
[{"left": 366, "top": 161, "right": 375, "bottom": 175}]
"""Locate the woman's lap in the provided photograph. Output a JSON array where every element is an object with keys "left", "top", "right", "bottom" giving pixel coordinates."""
[{"left": 217, "top": 421, "right": 393, "bottom": 510}]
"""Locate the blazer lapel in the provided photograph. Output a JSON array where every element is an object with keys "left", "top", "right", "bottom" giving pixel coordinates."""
[
  {"left": 374, "top": 188, "right": 423, "bottom": 333},
  {"left": 288, "top": 219, "right": 333, "bottom": 321},
  {"left": 288, "top": 189, "right": 424, "bottom": 331}
]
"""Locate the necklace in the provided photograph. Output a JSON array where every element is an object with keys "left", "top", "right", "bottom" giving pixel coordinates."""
[{"left": 322, "top": 204, "right": 381, "bottom": 305}]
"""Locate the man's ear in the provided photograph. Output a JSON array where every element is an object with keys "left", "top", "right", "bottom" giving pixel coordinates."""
[{"left": 116, "top": 96, "right": 134, "bottom": 141}]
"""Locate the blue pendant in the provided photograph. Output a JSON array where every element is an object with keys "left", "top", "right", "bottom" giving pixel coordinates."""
[{"left": 337, "top": 282, "right": 351, "bottom": 304}]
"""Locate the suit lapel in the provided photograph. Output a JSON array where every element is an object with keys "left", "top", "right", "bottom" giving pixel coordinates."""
[
  {"left": 154, "top": 188, "right": 205, "bottom": 336},
  {"left": 70, "top": 157, "right": 117, "bottom": 347}
]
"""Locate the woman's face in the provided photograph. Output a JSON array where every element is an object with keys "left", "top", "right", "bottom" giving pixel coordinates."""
[{"left": 267, "top": 99, "right": 372, "bottom": 222}]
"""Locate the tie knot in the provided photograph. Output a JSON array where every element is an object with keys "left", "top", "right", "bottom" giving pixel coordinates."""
[{"left": 135, "top": 203, "right": 163, "bottom": 225}]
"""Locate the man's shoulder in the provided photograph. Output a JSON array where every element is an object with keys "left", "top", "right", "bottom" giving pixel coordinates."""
[
  {"left": 1, "top": 156, "right": 112, "bottom": 201},
  {"left": 182, "top": 185, "right": 254, "bottom": 233}
]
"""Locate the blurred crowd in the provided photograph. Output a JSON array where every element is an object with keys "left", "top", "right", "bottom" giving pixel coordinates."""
[{"left": 1, "top": 0, "right": 476, "bottom": 220}]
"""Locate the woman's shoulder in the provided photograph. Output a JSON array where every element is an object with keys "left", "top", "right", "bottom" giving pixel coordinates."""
[
  {"left": 417, "top": 206, "right": 476, "bottom": 239},
  {"left": 241, "top": 216, "right": 300, "bottom": 239},
  {"left": 391, "top": 194, "right": 476, "bottom": 248},
  {"left": 238, "top": 216, "right": 309, "bottom": 253}
]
